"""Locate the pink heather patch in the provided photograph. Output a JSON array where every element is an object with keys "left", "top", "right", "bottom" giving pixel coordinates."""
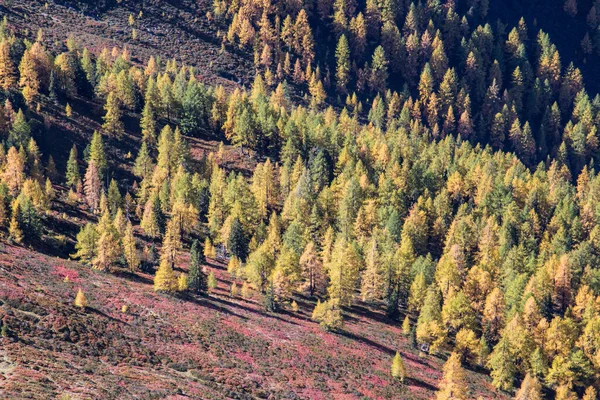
[
  {"left": 301, "top": 388, "right": 327, "bottom": 400},
  {"left": 367, "top": 374, "right": 388, "bottom": 388},
  {"left": 52, "top": 264, "right": 81, "bottom": 283},
  {"left": 233, "top": 351, "right": 255, "bottom": 366}
]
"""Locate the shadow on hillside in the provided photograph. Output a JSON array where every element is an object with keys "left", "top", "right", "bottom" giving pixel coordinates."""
[
  {"left": 404, "top": 376, "right": 438, "bottom": 392},
  {"left": 338, "top": 329, "right": 433, "bottom": 371},
  {"left": 278, "top": 308, "right": 312, "bottom": 323},
  {"left": 338, "top": 330, "right": 396, "bottom": 357},
  {"left": 349, "top": 303, "right": 392, "bottom": 325},
  {"left": 113, "top": 270, "right": 154, "bottom": 286},
  {"left": 88, "top": 307, "right": 128, "bottom": 325},
  {"left": 209, "top": 295, "right": 301, "bottom": 327},
  {"left": 338, "top": 328, "right": 439, "bottom": 391},
  {"left": 180, "top": 293, "right": 248, "bottom": 321}
]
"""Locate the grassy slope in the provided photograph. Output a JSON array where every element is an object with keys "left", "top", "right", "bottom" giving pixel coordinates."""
[{"left": 0, "top": 244, "right": 506, "bottom": 399}]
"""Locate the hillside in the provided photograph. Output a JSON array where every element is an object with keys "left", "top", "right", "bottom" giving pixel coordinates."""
[
  {"left": 0, "top": 0, "right": 600, "bottom": 399},
  {"left": 4, "top": 0, "right": 254, "bottom": 88},
  {"left": 0, "top": 244, "right": 504, "bottom": 399}
]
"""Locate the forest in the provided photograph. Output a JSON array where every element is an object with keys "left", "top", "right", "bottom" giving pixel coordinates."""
[{"left": 0, "top": 0, "right": 600, "bottom": 399}]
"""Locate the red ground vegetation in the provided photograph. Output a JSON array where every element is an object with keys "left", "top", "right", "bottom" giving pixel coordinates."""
[{"left": 0, "top": 244, "right": 505, "bottom": 399}]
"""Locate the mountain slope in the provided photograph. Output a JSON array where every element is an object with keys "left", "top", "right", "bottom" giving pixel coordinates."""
[{"left": 0, "top": 244, "right": 505, "bottom": 399}]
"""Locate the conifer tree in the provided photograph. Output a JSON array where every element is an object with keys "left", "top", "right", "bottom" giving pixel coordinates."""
[
  {"left": 140, "top": 99, "right": 157, "bottom": 144},
  {"left": 142, "top": 193, "right": 165, "bottom": 238},
  {"left": 416, "top": 285, "right": 446, "bottom": 353},
  {"left": 555, "top": 384, "right": 577, "bottom": 400},
  {"left": 0, "top": 39, "right": 16, "bottom": 90},
  {"left": 361, "top": 237, "right": 383, "bottom": 302},
  {"left": 582, "top": 386, "right": 597, "bottom": 400},
  {"left": 74, "top": 288, "right": 88, "bottom": 308},
  {"left": 8, "top": 207, "right": 23, "bottom": 244},
  {"left": 154, "top": 258, "right": 178, "bottom": 292},
  {"left": 408, "top": 273, "right": 427, "bottom": 314},
  {"left": 107, "top": 179, "right": 121, "bottom": 216},
  {"left": 436, "top": 352, "right": 468, "bottom": 400},
  {"left": 335, "top": 34, "right": 351, "bottom": 94},
  {"left": 514, "top": 373, "right": 542, "bottom": 400},
  {"left": 369, "top": 46, "right": 388, "bottom": 93},
  {"left": 227, "top": 217, "right": 247, "bottom": 260},
  {"left": 122, "top": 221, "right": 139, "bottom": 272},
  {"left": 327, "top": 237, "right": 361, "bottom": 307},
  {"left": 178, "top": 273, "right": 188, "bottom": 292},
  {"left": 161, "top": 218, "right": 182, "bottom": 267},
  {"left": 88, "top": 131, "right": 107, "bottom": 178},
  {"left": 8, "top": 109, "right": 31, "bottom": 148},
  {"left": 188, "top": 239, "right": 207, "bottom": 294},
  {"left": 73, "top": 223, "right": 98, "bottom": 264},
  {"left": 483, "top": 287, "right": 505, "bottom": 341},
  {"left": 103, "top": 91, "right": 124, "bottom": 137},
  {"left": 299, "top": 241, "right": 325, "bottom": 297},
  {"left": 390, "top": 351, "right": 406, "bottom": 384},
  {"left": 80, "top": 47, "right": 96, "bottom": 87},
  {"left": 84, "top": 159, "right": 101, "bottom": 213},
  {"left": 181, "top": 75, "right": 209, "bottom": 136},
  {"left": 93, "top": 210, "right": 121, "bottom": 271},
  {"left": 19, "top": 47, "right": 40, "bottom": 104},
  {"left": 402, "top": 316, "right": 411, "bottom": 336},
  {"left": 487, "top": 336, "right": 516, "bottom": 391},
  {"left": 311, "top": 299, "right": 343, "bottom": 331},
  {"left": 207, "top": 270, "right": 217, "bottom": 291},
  {"left": 3, "top": 146, "right": 25, "bottom": 195},
  {"left": 133, "top": 141, "right": 154, "bottom": 178}
]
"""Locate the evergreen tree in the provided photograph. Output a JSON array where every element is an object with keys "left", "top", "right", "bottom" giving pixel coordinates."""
[
  {"left": 8, "top": 109, "right": 31, "bottom": 148},
  {"left": 335, "top": 34, "right": 351, "bottom": 94},
  {"left": 74, "top": 288, "right": 88, "bottom": 308},
  {"left": 3, "top": 146, "right": 25, "bottom": 195},
  {"left": 107, "top": 179, "right": 121, "bottom": 216},
  {"left": 487, "top": 337, "right": 516, "bottom": 391},
  {"left": 133, "top": 141, "right": 154, "bottom": 178},
  {"left": 180, "top": 76, "right": 209, "bottom": 136},
  {"left": 84, "top": 160, "right": 102, "bottom": 213},
  {"left": 178, "top": 273, "right": 188, "bottom": 292},
  {"left": 207, "top": 270, "right": 217, "bottom": 291},
  {"left": 102, "top": 91, "right": 124, "bottom": 137},
  {"left": 19, "top": 47, "right": 40, "bottom": 103},
  {"left": 436, "top": 352, "right": 468, "bottom": 400},
  {"left": 0, "top": 39, "right": 16, "bottom": 90},
  {"left": 391, "top": 352, "right": 406, "bottom": 383},
  {"left": 73, "top": 223, "right": 98, "bottom": 264},
  {"left": 227, "top": 217, "right": 248, "bottom": 260},
  {"left": 140, "top": 98, "right": 157, "bottom": 144},
  {"left": 88, "top": 131, "right": 107, "bottom": 178},
  {"left": 154, "top": 258, "right": 178, "bottom": 292},
  {"left": 188, "top": 239, "right": 207, "bottom": 294},
  {"left": 514, "top": 373, "right": 542, "bottom": 400},
  {"left": 122, "top": 221, "right": 140, "bottom": 272},
  {"left": 369, "top": 46, "right": 388, "bottom": 93},
  {"left": 93, "top": 210, "right": 121, "bottom": 271},
  {"left": 311, "top": 299, "right": 343, "bottom": 331}
]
